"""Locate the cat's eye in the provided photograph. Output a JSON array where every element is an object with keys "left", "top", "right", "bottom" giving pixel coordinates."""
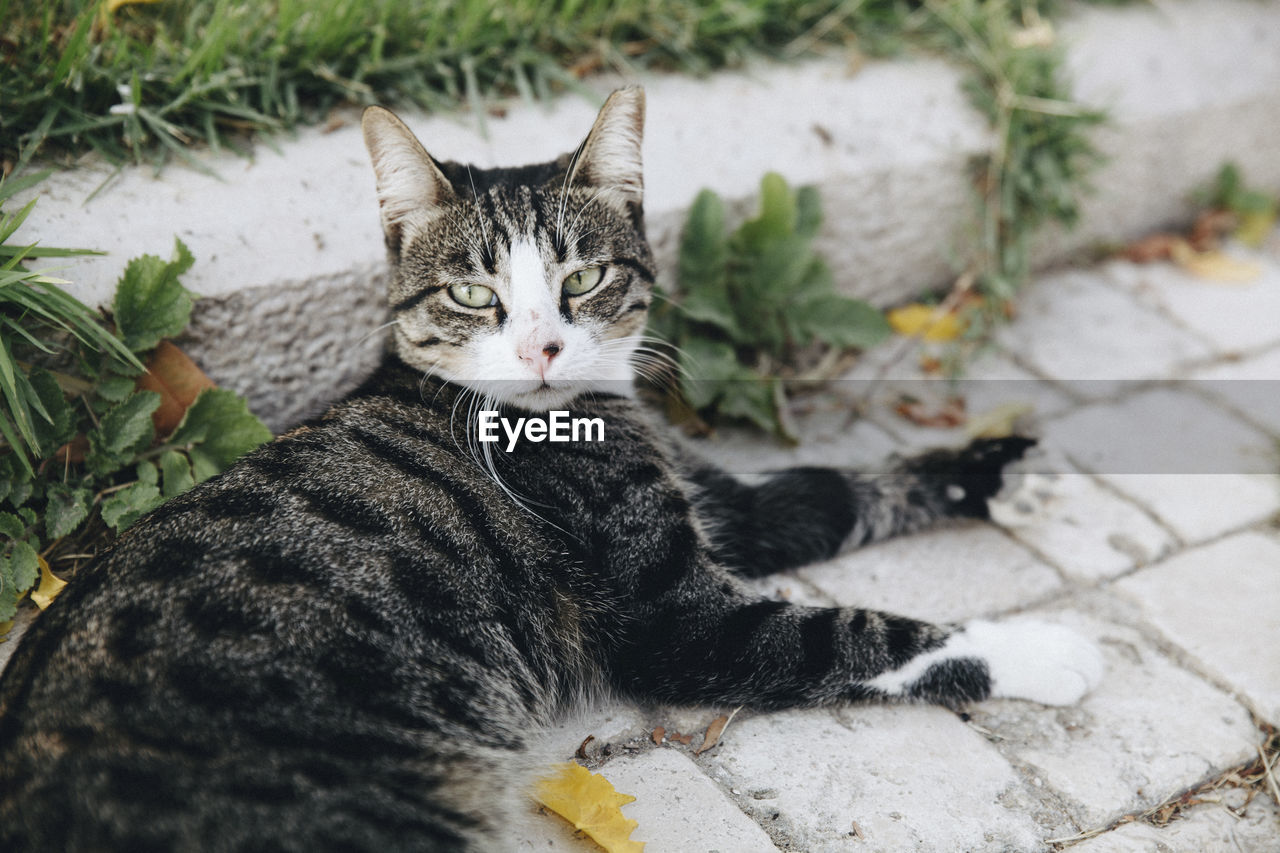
[
  {"left": 562, "top": 266, "right": 604, "bottom": 297},
  {"left": 448, "top": 283, "right": 498, "bottom": 309}
]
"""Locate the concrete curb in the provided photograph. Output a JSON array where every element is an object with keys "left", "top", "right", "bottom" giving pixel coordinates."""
[{"left": 14, "top": 0, "right": 1280, "bottom": 430}]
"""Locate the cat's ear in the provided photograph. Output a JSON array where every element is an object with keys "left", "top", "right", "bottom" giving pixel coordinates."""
[
  {"left": 362, "top": 106, "right": 454, "bottom": 252},
  {"left": 569, "top": 86, "right": 645, "bottom": 208}
]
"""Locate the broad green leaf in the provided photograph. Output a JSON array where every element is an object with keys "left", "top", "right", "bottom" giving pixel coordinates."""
[
  {"left": 4, "top": 459, "right": 34, "bottom": 508},
  {"left": 716, "top": 377, "right": 781, "bottom": 435},
  {"left": 135, "top": 460, "right": 159, "bottom": 487},
  {"left": 169, "top": 388, "right": 271, "bottom": 482},
  {"left": 678, "top": 337, "right": 744, "bottom": 410},
  {"left": 678, "top": 190, "right": 734, "bottom": 330},
  {"left": 100, "top": 480, "right": 163, "bottom": 531},
  {"left": 26, "top": 367, "right": 76, "bottom": 455},
  {"left": 0, "top": 556, "right": 16, "bottom": 621},
  {"left": 87, "top": 390, "right": 161, "bottom": 475},
  {"left": 735, "top": 172, "right": 796, "bottom": 250},
  {"left": 96, "top": 374, "right": 139, "bottom": 402},
  {"left": 794, "top": 185, "right": 823, "bottom": 239},
  {"left": 794, "top": 294, "right": 892, "bottom": 349},
  {"left": 160, "top": 449, "right": 195, "bottom": 498},
  {"left": 44, "top": 484, "right": 92, "bottom": 540},
  {"left": 9, "top": 540, "right": 39, "bottom": 592},
  {"left": 0, "top": 511, "right": 24, "bottom": 540},
  {"left": 113, "top": 238, "right": 196, "bottom": 352}
]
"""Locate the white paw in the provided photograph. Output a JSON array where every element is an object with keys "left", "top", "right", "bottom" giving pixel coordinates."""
[{"left": 964, "top": 619, "right": 1105, "bottom": 706}]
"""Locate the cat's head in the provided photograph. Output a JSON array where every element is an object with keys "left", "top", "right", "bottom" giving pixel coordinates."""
[{"left": 361, "top": 87, "right": 655, "bottom": 412}]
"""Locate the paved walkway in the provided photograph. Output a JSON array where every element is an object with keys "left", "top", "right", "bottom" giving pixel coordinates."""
[{"left": 517, "top": 237, "right": 1280, "bottom": 851}]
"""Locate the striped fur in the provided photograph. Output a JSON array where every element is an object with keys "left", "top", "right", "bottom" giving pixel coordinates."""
[{"left": 0, "top": 89, "right": 1099, "bottom": 852}]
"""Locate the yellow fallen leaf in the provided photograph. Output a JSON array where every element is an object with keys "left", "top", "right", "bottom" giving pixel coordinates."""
[
  {"left": 1170, "top": 241, "right": 1261, "bottom": 284},
  {"left": 533, "top": 762, "right": 644, "bottom": 853},
  {"left": 30, "top": 556, "right": 67, "bottom": 611},
  {"left": 0, "top": 621, "right": 13, "bottom": 642},
  {"left": 966, "top": 401, "right": 1034, "bottom": 439},
  {"left": 887, "top": 303, "right": 965, "bottom": 341},
  {"left": 1235, "top": 209, "right": 1276, "bottom": 247}
]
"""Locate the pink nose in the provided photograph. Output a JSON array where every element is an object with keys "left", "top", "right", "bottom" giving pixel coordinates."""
[{"left": 520, "top": 341, "right": 564, "bottom": 377}]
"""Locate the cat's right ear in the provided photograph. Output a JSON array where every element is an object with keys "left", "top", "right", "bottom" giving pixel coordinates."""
[{"left": 362, "top": 106, "right": 454, "bottom": 253}]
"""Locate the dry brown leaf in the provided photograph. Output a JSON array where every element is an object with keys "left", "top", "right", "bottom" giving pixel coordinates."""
[
  {"left": 135, "top": 341, "right": 216, "bottom": 436},
  {"left": 1190, "top": 209, "right": 1237, "bottom": 250},
  {"left": 894, "top": 396, "right": 967, "bottom": 429},
  {"left": 668, "top": 731, "right": 693, "bottom": 746},
  {"left": 651, "top": 727, "right": 665, "bottom": 746},
  {"left": 533, "top": 762, "right": 644, "bottom": 853},
  {"left": 1120, "top": 232, "right": 1183, "bottom": 263},
  {"left": 695, "top": 714, "right": 729, "bottom": 755}
]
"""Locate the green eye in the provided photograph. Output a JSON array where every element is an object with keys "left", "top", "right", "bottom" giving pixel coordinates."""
[
  {"left": 448, "top": 284, "right": 498, "bottom": 308},
  {"left": 563, "top": 266, "right": 604, "bottom": 296}
]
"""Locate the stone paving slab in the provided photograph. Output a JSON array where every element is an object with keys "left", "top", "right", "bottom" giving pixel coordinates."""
[
  {"left": 1097, "top": 474, "right": 1280, "bottom": 547},
  {"left": 967, "top": 605, "right": 1260, "bottom": 831},
  {"left": 1041, "top": 387, "right": 1276, "bottom": 476},
  {"left": 1193, "top": 344, "right": 1280, "bottom": 440},
  {"left": 1104, "top": 247, "right": 1280, "bottom": 355},
  {"left": 1116, "top": 531, "right": 1280, "bottom": 726},
  {"left": 993, "top": 470, "right": 1177, "bottom": 583},
  {"left": 797, "top": 526, "right": 1064, "bottom": 624},
  {"left": 699, "top": 706, "right": 1051, "bottom": 853},
  {"left": 995, "top": 269, "right": 1214, "bottom": 384}
]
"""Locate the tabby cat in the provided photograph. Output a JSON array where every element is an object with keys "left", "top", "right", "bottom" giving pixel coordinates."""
[{"left": 0, "top": 87, "right": 1103, "bottom": 851}]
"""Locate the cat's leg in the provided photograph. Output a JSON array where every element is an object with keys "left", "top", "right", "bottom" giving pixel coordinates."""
[
  {"left": 616, "top": 584, "right": 1103, "bottom": 709},
  {"left": 682, "top": 437, "right": 1034, "bottom": 577}
]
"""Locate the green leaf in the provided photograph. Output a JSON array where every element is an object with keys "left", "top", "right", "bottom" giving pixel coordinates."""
[
  {"left": 169, "top": 388, "right": 271, "bottom": 482},
  {"left": 794, "top": 185, "right": 823, "bottom": 239},
  {"left": 160, "top": 449, "right": 195, "bottom": 498},
  {"left": 0, "top": 511, "right": 25, "bottom": 541},
  {"left": 793, "top": 294, "right": 892, "bottom": 350},
  {"left": 26, "top": 367, "right": 76, "bottom": 455},
  {"left": 44, "top": 483, "right": 91, "bottom": 540},
  {"left": 678, "top": 337, "right": 751, "bottom": 411},
  {"left": 112, "top": 238, "right": 197, "bottom": 353},
  {"left": 716, "top": 378, "right": 781, "bottom": 435},
  {"left": 734, "top": 172, "right": 796, "bottom": 250},
  {"left": 9, "top": 540, "right": 39, "bottom": 592},
  {"left": 100, "top": 481, "right": 163, "bottom": 531},
  {"left": 677, "top": 190, "right": 734, "bottom": 330},
  {"left": 0, "top": 556, "right": 16, "bottom": 622},
  {"left": 86, "top": 391, "right": 161, "bottom": 476},
  {"left": 96, "top": 375, "right": 139, "bottom": 402},
  {"left": 5, "top": 460, "right": 34, "bottom": 508},
  {"left": 136, "top": 460, "right": 159, "bottom": 488}
]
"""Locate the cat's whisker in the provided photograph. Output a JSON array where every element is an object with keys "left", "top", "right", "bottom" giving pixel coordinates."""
[{"left": 358, "top": 319, "right": 402, "bottom": 348}]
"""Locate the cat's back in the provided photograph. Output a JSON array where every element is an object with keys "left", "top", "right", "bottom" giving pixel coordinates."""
[{"left": 0, "top": 377, "right": 585, "bottom": 851}]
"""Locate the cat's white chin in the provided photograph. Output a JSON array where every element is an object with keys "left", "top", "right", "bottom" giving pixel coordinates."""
[{"left": 464, "top": 378, "right": 633, "bottom": 412}]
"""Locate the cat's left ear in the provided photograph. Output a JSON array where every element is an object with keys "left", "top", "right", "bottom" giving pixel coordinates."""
[
  {"left": 569, "top": 86, "right": 645, "bottom": 208},
  {"left": 362, "top": 106, "right": 455, "bottom": 253}
]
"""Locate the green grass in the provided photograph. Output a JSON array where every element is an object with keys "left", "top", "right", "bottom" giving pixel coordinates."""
[
  {"left": 1, "top": 0, "right": 1123, "bottom": 170},
  {"left": 1, "top": 0, "right": 913, "bottom": 168}
]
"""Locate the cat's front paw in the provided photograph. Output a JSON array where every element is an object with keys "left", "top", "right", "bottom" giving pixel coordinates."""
[
  {"left": 912, "top": 436, "right": 1037, "bottom": 519},
  {"left": 964, "top": 619, "right": 1105, "bottom": 706}
]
